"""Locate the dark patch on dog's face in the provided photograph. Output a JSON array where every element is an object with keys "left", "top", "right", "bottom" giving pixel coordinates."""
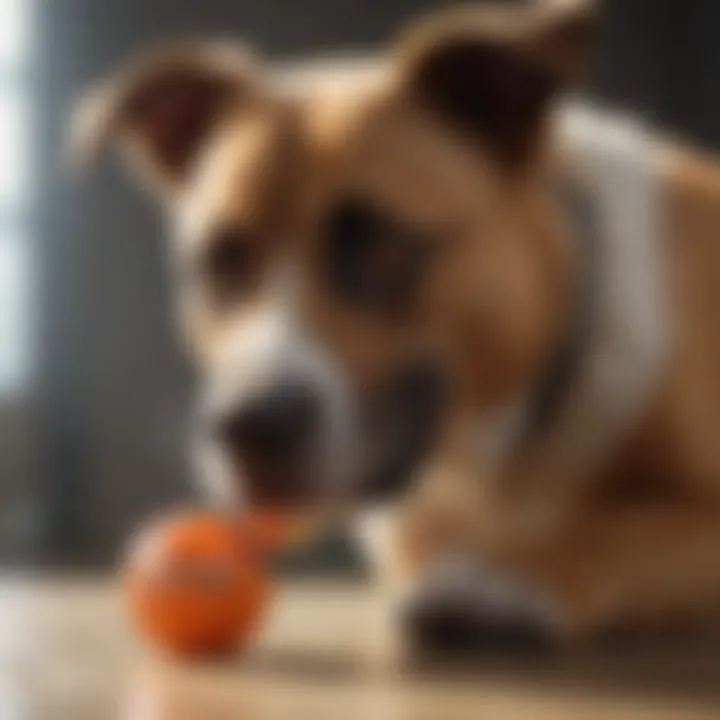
[
  {"left": 324, "top": 198, "right": 438, "bottom": 319},
  {"left": 199, "top": 225, "right": 259, "bottom": 312}
]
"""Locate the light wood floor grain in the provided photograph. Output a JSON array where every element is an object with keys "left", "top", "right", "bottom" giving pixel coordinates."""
[{"left": 5, "top": 579, "right": 720, "bottom": 719}]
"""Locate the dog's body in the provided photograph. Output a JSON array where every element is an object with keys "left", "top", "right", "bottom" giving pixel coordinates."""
[{"left": 75, "top": 1, "right": 720, "bottom": 646}]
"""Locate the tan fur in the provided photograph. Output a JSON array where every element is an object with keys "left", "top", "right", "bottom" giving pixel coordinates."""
[{"left": 73, "top": 1, "right": 720, "bottom": 640}]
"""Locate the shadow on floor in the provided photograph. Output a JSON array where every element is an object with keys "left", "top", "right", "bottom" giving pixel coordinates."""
[{"left": 244, "top": 630, "right": 720, "bottom": 705}]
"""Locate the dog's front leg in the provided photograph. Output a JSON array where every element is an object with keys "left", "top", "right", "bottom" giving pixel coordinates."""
[
  {"left": 388, "top": 500, "right": 720, "bottom": 652},
  {"left": 354, "top": 448, "right": 570, "bottom": 656},
  {"left": 356, "top": 508, "right": 565, "bottom": 656}
]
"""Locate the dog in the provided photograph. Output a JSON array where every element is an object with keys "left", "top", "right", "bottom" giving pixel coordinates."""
[{"left": 73, "top": 0, "right": 720, "bottom": 649}]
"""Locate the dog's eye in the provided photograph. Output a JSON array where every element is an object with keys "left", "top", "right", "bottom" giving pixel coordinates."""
[
  {"left": 324, "top": 200, "right": 436, "bottom": 316},
  {"left": 202, "top": 229, "right": 254, "bottom": 309}
]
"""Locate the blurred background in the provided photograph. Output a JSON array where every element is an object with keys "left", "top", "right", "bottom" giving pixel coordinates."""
[{"left": 4, "top": 0, "right": 720, "bottom": 567}]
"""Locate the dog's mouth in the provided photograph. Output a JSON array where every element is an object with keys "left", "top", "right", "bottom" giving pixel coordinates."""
[
  {"left": 221, "top": 437, "right": 323, "bottom": 509},
  {"left": 238, "top": 458, "right": 313, "bottom": 508},
  {"left": 358, "top": 360, "right": 447, "bottom": 502}
]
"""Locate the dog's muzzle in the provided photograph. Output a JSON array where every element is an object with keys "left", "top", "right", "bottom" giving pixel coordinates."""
[
  {"left": 203, "top": 357, "right": 446, "bottom": 509},
  {"left": 199, "top": 289, "right": 446, "bottom": 508}
]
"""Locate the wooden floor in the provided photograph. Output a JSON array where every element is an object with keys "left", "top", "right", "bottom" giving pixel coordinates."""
[{"left": 7, "top": 579, "right": 720, "bottom": 719}]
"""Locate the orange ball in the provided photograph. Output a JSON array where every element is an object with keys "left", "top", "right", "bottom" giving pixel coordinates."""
[{"left": 123, "top": 513, "right": 272, "bottom": 656}]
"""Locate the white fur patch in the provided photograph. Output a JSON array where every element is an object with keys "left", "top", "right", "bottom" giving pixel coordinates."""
[{"left": 510, "top": 102, "right": 669, "bottom": 495}]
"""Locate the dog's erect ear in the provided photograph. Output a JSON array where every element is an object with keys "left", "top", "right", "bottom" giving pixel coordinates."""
[
  {"left": 396, "top": 0, "right": 597, "bottom": 166},
  {"left": 71, "top": 42, "right": 262, "bottom": 195}
]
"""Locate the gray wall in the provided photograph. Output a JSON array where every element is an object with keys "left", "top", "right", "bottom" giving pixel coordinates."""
[{"left": 596, "top": 0, "right": 720, "bottom": 152}]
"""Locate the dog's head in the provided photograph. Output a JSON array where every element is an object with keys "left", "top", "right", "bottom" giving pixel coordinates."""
[{"left": 73, "top": 1, "right": 595, "bottom": 509}]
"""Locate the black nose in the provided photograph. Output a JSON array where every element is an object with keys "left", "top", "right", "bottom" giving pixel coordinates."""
[{"left": 219, "top": 382, "right": 320, "bottom": 460}]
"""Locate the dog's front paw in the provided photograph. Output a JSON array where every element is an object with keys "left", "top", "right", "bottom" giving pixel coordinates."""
[{"left": 401, "top": 559, "right": 563, "bottom": 655}]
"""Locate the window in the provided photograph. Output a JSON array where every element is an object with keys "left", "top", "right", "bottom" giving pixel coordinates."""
[{"left": 0, "top": 0, "right": 32, "bottom": 395}]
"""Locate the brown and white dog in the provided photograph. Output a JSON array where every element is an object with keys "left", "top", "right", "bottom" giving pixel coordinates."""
[{"left": 74, "top": 0, "right": 720, "bottom": 647}]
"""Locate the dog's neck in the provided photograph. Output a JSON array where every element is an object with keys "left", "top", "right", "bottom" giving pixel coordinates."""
[
  {"left": 455, "top": 163, "right": 577, "bottom": 416},
  {"left": 513, "top": 180, "right": 600, "bottom": 451},
  {"left": 468, "top": 103, "right": 669, "bottom": 500}
]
